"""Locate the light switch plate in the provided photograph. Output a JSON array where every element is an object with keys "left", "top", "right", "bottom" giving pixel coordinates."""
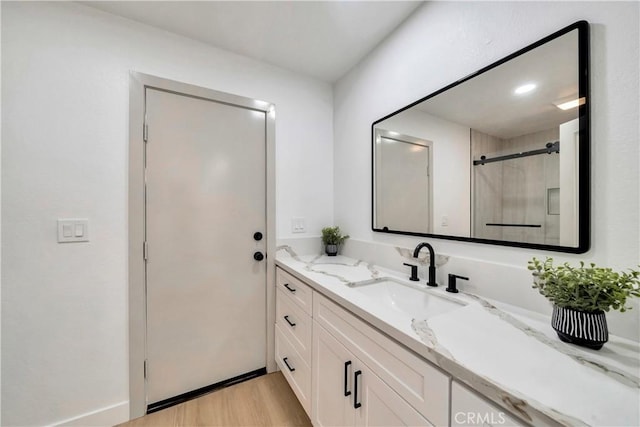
[
  {"left": 291, "top": 217, "right": 306, "bottom": 233},
  {"left": 58, "top": 219, "right": 89, "bottom": 243}
]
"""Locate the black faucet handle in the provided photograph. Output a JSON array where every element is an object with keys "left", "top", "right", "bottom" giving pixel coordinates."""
[
  {"left": 446, "top": 274, "right": 469, "bottom": 293},
  {"left": 403, "top": 263, "right": 419, "bottom": 281}
]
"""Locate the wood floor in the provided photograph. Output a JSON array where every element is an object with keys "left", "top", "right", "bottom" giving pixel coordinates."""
[{"left": 118, "top": 372, "right": 311, "bottom": 427}]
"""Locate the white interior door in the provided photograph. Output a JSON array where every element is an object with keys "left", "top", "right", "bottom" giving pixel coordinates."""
[
  {"left": 376, "top": 133, "right": 432, "bottom": 233},
  {"left": 145, "top": 88, "right": 267, "bottom": 405}
]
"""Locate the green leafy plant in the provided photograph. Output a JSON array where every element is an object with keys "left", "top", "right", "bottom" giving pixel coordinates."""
[
  {"left": 528, "top": 257, "right": 640, "bottom": 313},
  {"left": 321, "top": 226, "right": 349, "bottom": 246}
]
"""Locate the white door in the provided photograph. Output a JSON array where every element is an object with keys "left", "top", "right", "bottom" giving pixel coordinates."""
[
  {"left": 145, "top": 88, "right": 267, "bottom": 405},
  {"left": 375, "top": 132, "right": 431, "bottom": 234}
]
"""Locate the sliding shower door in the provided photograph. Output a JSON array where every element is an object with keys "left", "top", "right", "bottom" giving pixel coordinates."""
[{"left": 471, "top": 128, "right": 561, "bottom": 245}]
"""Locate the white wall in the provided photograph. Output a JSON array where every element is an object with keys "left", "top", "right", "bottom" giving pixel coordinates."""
[
  {"left": 334, "top": 2, "right": 640, "bottom": 340},
  {"left": 1, "top": 2, "right": 333, "bottom": 426}
]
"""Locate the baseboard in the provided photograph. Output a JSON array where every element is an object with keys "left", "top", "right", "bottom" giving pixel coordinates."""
[{"left": 51, "top": 401, "right": 129, "bottom": 427}]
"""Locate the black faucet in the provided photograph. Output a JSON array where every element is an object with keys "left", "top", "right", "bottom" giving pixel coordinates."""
[
  {"left": 413, "top": 242, "right": 437, "bottom": 287},
  {"left": 446, "top": 274, "right": 469, "bottom": 293}
]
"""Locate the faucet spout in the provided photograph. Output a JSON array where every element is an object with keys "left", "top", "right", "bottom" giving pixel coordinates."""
[
  {"left": 412, "top": 242, "right": 435, "bottom": 265},
  {"left": 413, "top": 242, "right": 438, "bottom": 287}
]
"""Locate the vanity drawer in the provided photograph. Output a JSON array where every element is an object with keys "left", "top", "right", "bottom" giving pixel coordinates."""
[
  {"left": 276, "top": 288, "right": 312, "bottom": 362},
  {"left": 276, "top": 267, "right": 313, "bottom": 315},
  {"left": 275, "top": 323, "right": 311, "bottom": 416},
  {"left": 313, "top": 292, "right": 450, "bottom": 426}
]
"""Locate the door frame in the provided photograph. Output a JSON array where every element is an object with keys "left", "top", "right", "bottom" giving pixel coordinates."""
[{"left": 128, "top": 72, "right": 276, "bottom": 419}]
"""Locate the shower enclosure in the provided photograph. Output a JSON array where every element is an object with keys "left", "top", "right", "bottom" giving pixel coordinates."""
[{"left": 471, "top": 119, "right": 579, "bottom": 246}]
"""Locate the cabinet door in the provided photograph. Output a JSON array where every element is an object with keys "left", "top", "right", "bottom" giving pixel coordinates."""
[
  {"left": 313, "top": 321, "right": 356, "bottom": 427},
  {"left": 356, "top": 367, "right": 433, "bottom": 427}
]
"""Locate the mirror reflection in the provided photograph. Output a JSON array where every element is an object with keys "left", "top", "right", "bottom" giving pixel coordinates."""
[{"left": 372, "top": 21, "right": 589, "bottom": 252}]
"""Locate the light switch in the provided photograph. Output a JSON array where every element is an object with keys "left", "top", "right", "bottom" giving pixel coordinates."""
[
  {"left": 291, "top": 217, "right": 306, "bottom": 233},
  {"left": 58, "top": 219, "right": 89, "bottom": 243}
]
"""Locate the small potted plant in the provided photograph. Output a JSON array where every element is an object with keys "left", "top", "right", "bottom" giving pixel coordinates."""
[
  {"left": 528, "top": 257, "right": 640, "bottom": 350},
  {"left": 321, "top": 226, "right": 349, "bottom": 256}
]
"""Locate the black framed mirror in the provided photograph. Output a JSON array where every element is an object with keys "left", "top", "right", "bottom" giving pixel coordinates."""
[{"left": 372, "top": 20, "right": 590, "bottom": 253}]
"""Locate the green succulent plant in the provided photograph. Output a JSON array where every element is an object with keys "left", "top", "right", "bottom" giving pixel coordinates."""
[
  {"left": 528, "top": 257, "right": 640, "bottom": 313},
  {"left": 321, "top": 226, "right": 349, "bottom": 246}
]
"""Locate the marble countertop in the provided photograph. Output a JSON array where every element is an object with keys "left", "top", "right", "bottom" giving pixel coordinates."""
[{"left": 275, "top": 246, "right": 640, "bottom": 427}]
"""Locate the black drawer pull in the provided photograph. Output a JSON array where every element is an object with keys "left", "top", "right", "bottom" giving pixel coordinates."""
[
  {"left": 284, "top": 315, "right": 296, "bottom": 327},
  {"left": 283, "top": 357, "right": 295, "bottom": 372},
  {"left": 284, "top": 283, "right": 296, "bottom": 293},
  {"left": 344, "top": 361, "right": 352, "bottom": 396},
  {"left": 354, "top": 370, "right": 362, "bottom": 409}
]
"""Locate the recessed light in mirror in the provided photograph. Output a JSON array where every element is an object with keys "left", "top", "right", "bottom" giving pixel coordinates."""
[{"left": 514, "top": 83, "right": 537, "bottom": 95}]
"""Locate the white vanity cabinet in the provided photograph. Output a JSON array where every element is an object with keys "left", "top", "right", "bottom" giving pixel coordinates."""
[
  {"left": 451, "top": 381, "right": 525, "bottom": 427},
  {"left": 313, "top": 319, "right": 432, "bottom": 427},
  {"left": 275, "top": 269, "right": 313, "bottom": 416},
  {"left": 312, "top": 291, "right": 449, "bottom": 427},
  {"left": 275, "top": 267, "right": 450, "bottom": 426}
]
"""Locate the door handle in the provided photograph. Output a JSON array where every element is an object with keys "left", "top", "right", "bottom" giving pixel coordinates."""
[
  {"left": 253, "top": 251, "right": 264, "bottom": 261},
  {"left": 283, "top": 357, "right": 295, "bottom": 372},
  {"left": 344, "top": 361, "right": 352, "bottom": 396},
  {"left": 354, "top": 370, "right": 362, "bottom": 409},
  {"left": 284, "top": 315, "right": 296, "bottom": 327}
]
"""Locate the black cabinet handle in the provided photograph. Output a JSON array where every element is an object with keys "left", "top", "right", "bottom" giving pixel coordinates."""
[
  {"left": 344, "top": 361, "right": 352, "bottom": 396},
  {"left": 284, "top": 283, "right": 296, "bottom": 293},
  {"left": 283, "top": 357, "right": 295, "bottom": 372},
  {"left": 284, "top": 315, "right": 296, "bottom": 327},
  {"left": 354, "top": 370, "right": 362, "bottom": 408}
]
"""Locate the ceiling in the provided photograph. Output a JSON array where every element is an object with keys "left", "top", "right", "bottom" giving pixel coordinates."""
[
  {"left": 80, "top": 1, "right": 423, "bottom": 83},
  {"left": 412, "top": 28, "right": 580, "bottom": 140}
]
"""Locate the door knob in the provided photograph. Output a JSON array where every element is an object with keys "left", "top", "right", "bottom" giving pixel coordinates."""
[
  {"left": 253, "top": 232, "right": 263, "bottom": 241},
  {"left": 253, "top": 251, "right": 265, "bottom": 261}
]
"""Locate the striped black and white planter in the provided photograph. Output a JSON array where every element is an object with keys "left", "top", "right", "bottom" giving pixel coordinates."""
[
  {"left": 551, "top": 305, "right": 608, "bottom": 350},
  {"left": 325, "top": 244, "right": 338, "bottom": 256}
]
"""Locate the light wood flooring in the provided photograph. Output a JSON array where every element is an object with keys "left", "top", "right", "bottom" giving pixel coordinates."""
[{"left": 118, "top": 372, "right": 311, "bottom": 427}]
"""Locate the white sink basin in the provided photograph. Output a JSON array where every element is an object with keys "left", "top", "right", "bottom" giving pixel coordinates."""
[{"left": 349, "top": 277, "right": 465, "bottom": 319}]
